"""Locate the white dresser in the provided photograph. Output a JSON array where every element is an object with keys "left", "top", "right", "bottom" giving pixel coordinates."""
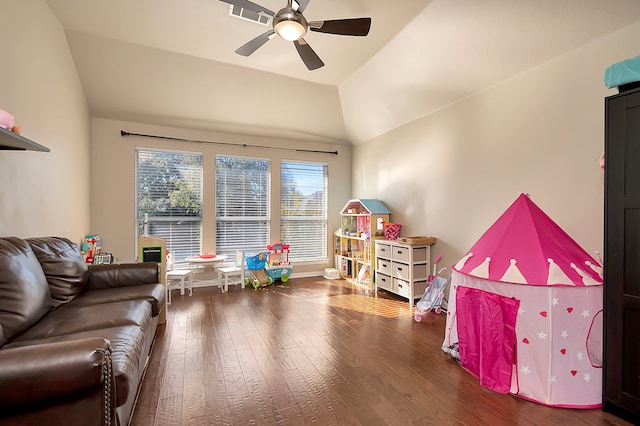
[{"left": 375, "top": 240, "right": 432, "bottom": 307}]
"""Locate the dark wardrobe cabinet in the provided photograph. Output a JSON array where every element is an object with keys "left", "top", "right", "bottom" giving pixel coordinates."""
[{"left": 604, "top": 86, "right": 640, "bottom": 425}]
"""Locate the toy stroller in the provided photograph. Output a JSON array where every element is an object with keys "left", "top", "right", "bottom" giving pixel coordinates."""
[{"left": 414, "top": 255, "right": 449, "bottom": 322}]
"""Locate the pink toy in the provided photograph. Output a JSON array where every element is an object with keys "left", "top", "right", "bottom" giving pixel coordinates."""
[
  {"left": 414, "top": 255, "right": 448, "bottom": 322},
  {"left": 0, "top": 109, "right": 14, "bottom": 130},
  {"left": 598, "top": 152, "right": 605, "bottom": 170},
  {"left": 443, "top": 193, "right": 604, "bottom": 408}
]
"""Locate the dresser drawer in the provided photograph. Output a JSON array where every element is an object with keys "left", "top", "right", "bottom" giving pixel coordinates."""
[
  {"left": 392, "top": 263, "right": 427, "bottom": 281},
  {"left": 411, "top": 247, "right": 428, "bottom": 263},
  {"left": 392, "top": 245, "right": 410, "bottom": 262},
  {"left": 377, "top": 258, "right": 392, "bottom": 275},
  {"left": 376, "top": 242, "right": 392, "bottom": 259},
  {"left": 376, "top": 273, "right": 393, "bottom": 292},
  {"left": 392, "top": 245, "right": 428, "bottom": 263},
  {"left": 395, "top": 278, "right": 428, "bottom": 300},
  {"left": 395, "top": 278, "right": 410, "bottom": 299}
]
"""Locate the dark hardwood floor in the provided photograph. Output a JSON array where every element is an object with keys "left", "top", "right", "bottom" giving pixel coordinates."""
[{"left": 131, "top": 277, "right": 631, "bottom": 426}]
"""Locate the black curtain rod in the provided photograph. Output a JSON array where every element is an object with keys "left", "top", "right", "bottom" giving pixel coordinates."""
[{"left": 120, "top": 130, "right": 338, "bottom": 155}]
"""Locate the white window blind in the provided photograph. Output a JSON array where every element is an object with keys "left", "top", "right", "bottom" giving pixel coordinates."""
[
  {"left": 135, "top": 149, "right": 203, "bottom": 261},
  {"left": 281, "top": 161, "right": 327, "bottom": 262},
  {"left": 215, "top": 156, "right": 270, "bottom": 257}
]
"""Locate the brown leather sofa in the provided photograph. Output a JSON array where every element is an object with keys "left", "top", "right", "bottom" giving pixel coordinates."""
[{"left": 0, "top": 236, "right": 165, "bottom": 426}]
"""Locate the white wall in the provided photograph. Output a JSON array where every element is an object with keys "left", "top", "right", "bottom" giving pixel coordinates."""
[
  {"left": 5, "top": 0, "right": 637, "bottom": 277},
  {"left": 90, "top": 118, "right": 352, "bottom": 274},
  {"left": 0, "top": 1, "right": 90, "bottom": 239},
  {"left": 352, "top": 22, "right": 640, "bottom": 274}
]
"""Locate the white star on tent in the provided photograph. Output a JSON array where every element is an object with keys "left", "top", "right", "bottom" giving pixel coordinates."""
[
  {"left": 583, "top": 373, "right": 591, "bottom": 383},
  {"left": 537, "top": 331, "right": 548, "bottom": 340},
  {"left": 549, "top": 376, "right": 557, "bottom": 383},
  {"left": 518, "top": 306, "right": 526, "bottom": 315},
  {"left": 577, "top": 351, "right": 584, "bottom": 361},
  {"left": 551, "top": 298, "right": 559, "bottom": 306},
  {"left": 561, "top": 330, "right": 569, "bottom": 339},
  {"left": 581, "top": 309, "right": 590, "bottom": 318},
  {"left": 521, "top": 366, "right": 531, "bottom": 375}
]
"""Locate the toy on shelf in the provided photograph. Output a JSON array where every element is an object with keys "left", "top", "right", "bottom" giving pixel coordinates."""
[
  {"left": 81, "top": 235, "right": 102, "bottom": 264},
  {"left": 266, "top": 242, "right": 293, "bottom": 283},
  {"left": 244, "top": 251, "right": 273, "bottom": 289}
]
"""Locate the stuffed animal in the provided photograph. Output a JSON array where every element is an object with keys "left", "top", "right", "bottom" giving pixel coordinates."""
[
  {"left": 0, "top": 109, "right": 14, "bottom": 130},
  {"left": 0, "top": 109, "right": 22, "bottom": 135}
]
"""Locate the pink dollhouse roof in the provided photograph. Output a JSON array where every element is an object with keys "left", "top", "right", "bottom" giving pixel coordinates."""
[{"left": 453, "top": 193, "right": 603, "bottom": 286}]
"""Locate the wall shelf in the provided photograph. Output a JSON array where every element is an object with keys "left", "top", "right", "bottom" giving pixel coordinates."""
[{"left": 0, "top": 127, "right": 50, "bottom": 152}]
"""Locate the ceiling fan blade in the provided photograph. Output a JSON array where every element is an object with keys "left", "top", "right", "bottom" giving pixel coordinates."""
[
  {"left": 235, "top": 30, "right": 275, "bottom": 56},
  {"left": 218, "top": 0, "right": 274, "bottom": 17},
  {"left": 293, "top": 0, "right": 311, "bottom": 13},
  {"left": 294, "top": 38, "right": 324, "bottom": 70},
  {"left": 309, "top": 18, "right": 371, "bottom": 36}
]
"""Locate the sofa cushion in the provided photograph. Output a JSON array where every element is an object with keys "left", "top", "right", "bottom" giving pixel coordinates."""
[
  {"left": 0, "top": 238, "right": 53, "bottom": 342},
  {"left": 10, "top": 300, "right": 151, "bottom": 343},
  {"left": 26, "top": 237, "right": 89, "bottom": 308},
  {"left": 68, "top": 283, "right": 166, "bottom": 317},
  {"left": 88, "top": 262, "right": 159, "bottom": 290},
  {"left": 4, "top": 325, "right": 147, "bottom": 407}
]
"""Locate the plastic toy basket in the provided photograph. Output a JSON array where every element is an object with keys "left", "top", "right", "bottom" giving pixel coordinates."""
[
  {"left": 383, "top": 222, "right": 402, "bottom": 240},
  {"left": 245, "top": 251, "right": 270, "bottom": 270}
]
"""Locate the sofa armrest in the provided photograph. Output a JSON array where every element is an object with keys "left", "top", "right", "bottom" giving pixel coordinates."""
[
  {"left": 88, "top": 262, "right": 159, "bottom": 290},
  {"left": 0, "top": 338, "right": 115, "bottom": 410}
]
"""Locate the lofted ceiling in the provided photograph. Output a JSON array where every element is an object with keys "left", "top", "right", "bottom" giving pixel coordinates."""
[{"left": 45, "top": 0, "right": 640, "bottom": 145}]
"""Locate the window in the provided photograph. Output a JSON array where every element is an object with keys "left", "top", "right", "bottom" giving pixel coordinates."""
[
  {"left": 281, "top": 161, "right": 328, "bottom": 262},
  {"left": 216, "top": 156, "right": 270, "bottom": 257},
  {"left": 135, "top": 149, "right": 203, "bottom": 261}
]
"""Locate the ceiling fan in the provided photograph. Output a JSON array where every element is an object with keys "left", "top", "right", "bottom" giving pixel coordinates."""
[{"left": 220, "top": 0, "right": 372, "bottom": 70}]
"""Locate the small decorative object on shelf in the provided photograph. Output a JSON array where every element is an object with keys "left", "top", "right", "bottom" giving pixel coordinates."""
[
  {"left": 82, "top": 235, "right": 103, "bottom": 264},
  {"left": 396, "top": 236, "right": 437, "bottom": 245},
  {"left": 382, "top": 222, "right": 402, "bottom": 240},
  {"left": 0, "top": 109, "right": 14, "bottom": 130},
  {"left": 93, "top": 253, "right": 114, "bottom": 264},
  {"left": 334, "top": 199, "right": 391, "bottom": 289}
]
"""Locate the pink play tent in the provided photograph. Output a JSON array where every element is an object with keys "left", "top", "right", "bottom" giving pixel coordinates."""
[{"left": 442, "top": 193, "right": 604, "bottom": 408}]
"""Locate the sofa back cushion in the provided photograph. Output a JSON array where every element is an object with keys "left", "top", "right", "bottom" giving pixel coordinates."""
[
  {"left": 0, "top": 237, "right": 53, "bottom": 342},
  {"left": 26, "top": 237, "right": 89, "bottom": 308}
]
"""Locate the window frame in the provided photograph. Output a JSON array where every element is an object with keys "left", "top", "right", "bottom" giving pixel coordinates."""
[
  {"left": 280, "top": 159, "right": 329, "bottom": 264},
  {"left": 134, "top": 147, "right": 203, "bottom": 262},
  {"left": 215, "top": 154, "right": 271, "bottom": 258}
]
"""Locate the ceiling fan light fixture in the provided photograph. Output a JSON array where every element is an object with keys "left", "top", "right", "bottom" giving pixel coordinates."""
[
  {"left": 275, "top": 19, "right": 306, "bottom": 41},
  {"left": 272, "top": 4, "right": 307, "bottom": 41}
]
